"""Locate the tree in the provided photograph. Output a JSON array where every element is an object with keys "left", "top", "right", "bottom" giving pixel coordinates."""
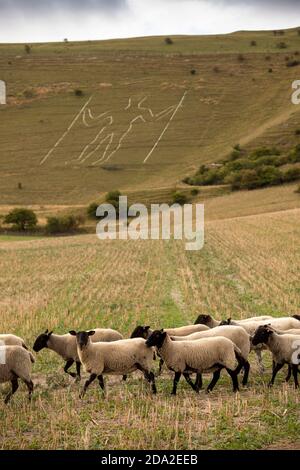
[
  {"left": 172, "top": 191, "right": 188, "bottom": 205},
  {"left": 165, "top": 37, "right": 173, "bottom": 45},
  {"left": 5, "top": 208, "right": 37, "bottom": 231},
  {"left": 24, "top": 44, "right": 31, "bottom": 54}
]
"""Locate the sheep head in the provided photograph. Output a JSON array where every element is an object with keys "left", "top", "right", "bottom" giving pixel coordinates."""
[
  {"left": 252, "top": 325, "right": 273, "bottom": 346},
  {"left": 146, "top": 329, "right": 166, "bottom": 348},
  {"left": 33, "top": 329, "right": 53, "bottom": 352}
]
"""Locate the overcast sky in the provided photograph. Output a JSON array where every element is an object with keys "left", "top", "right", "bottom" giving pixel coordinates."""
[{"left": 0, "top": 0, "right": 299, "bottom": 43}]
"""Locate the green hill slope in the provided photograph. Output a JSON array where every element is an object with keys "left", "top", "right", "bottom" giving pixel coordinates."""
[{"left": 0, "top": 28, "right": 300, "bottom": 204}]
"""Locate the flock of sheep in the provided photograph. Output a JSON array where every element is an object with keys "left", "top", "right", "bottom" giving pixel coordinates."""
[{"left": 1, "top": 313, "right": 300, "bottom": 403}]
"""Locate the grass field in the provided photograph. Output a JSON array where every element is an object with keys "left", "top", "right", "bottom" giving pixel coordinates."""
[
  {"left": 0, "top": 28, "right": 300, "bottom": 205},
  {"left": 0, "top": 207, "right": 299, "bottom": 450}
]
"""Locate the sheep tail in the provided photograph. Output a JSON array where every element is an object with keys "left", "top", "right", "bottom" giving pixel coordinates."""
[{"left": 234, "top": 345, "right": 245, "bottom": 365}]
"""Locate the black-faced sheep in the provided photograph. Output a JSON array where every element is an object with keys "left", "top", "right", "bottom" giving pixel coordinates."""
[
  {"left": 33, "top": 328, "right": 123, "bottom": 381},
  {"left": 0, "top": 345, "right": 34, "bottom": 403},
  {"left": 69, "top": 330, "right": 156, "bottom": 397},
  {"left": 145, "top": 330, "right": 246, "bottom": 395},
  {"left": 252, "top": 325, "right": 300, "bottom": 388}
]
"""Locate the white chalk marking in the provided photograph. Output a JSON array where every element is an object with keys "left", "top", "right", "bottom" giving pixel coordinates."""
[
  {"left": 40, "top": 95, "right": 93, "bottom": 165},
  {"left": 143, "top": 91, "right": 187, "bottom": 164}
]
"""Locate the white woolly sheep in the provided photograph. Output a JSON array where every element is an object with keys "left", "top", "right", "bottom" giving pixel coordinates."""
[
  {"left": 194, "top": 314, "right": 274, "bottom": 329},
  {"left": 170, "top": 325, "right": 251, "bottom": 387},
  {"left": 0, "top": 333, "right": 29, "bottom": 350},
  {"left": 145, "top": 330, "right": 246, "bottom": 395},
  {"left": 69, "top": 330, "right": 156, "bottom": 397},
  {"left": 252, "top": 325, "right": 300, "bottom": 388},
  {"left": 33, "top": 328, "right": 123, "bottom": 380},
  {"left": 0, "top": 345, "right": 35, "bottom": 403}
]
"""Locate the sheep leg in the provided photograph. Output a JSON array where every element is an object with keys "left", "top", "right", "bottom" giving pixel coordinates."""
[
  {"left": 75, "top": 362, "right": 81, "bottom": 382},
  {"left": 268, "top": 362, "right": 284, "bottom": 387},
  {"left": 292, "top": 365, "right": 299, "bottom": 389},
  {"left": 256, "top": 350, "right": 265, "bottom": 374},
  {"left": 97, "top": 375, "right": 105, "bottom": 391},
  {"left": 226, "top": 368, "right": 239, "bottom": 392},
  {"left": 285, "top": 365, "right": 292, "bottom": 382},
  {"left": 135, "top": 364, "right": 157, "bottom": 394},
  {"left": 242, "top": 361, "right": 250, "bottom": 386},
  {"left": 206, "top": 369, "right": 221, "bottom": 393},
  {"left": 4, "top": 377, "right": 19, "bottom": 404},
  {"left": 79, "top": 373, "right": 97, "bottom": 398},
  {"left": 195, "top": 373, "right": 203, "bottom": 391},
  {"left": 171, "top": 372, "right": 181, "bottom": 395},
  {"left": 158, "top": 358, "right": 164, "bottom": 376},
  {"left": 122, "top": 375, "right": 127, "bottom": 381},
  {"left": 183, "top": 373, "right": 199, "bottom": 393},
  {"left": 64, "top": 359, "right": 76, "bottom": 378},
  {"left": 24, "top": 380, "right": 34, "bottom": 401}
]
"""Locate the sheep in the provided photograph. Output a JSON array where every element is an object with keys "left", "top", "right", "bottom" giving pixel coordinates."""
[
  {"left": 130, "top": 323, "right": 209, "bottom": 339},
  {"left": 130, "top": 324, "right": 210, "bottom": 375},
  {"left": 0, "top": 345, "right": 35, "bottom": 403},
  {"left": 221, "top": 317, "right": 300, "bottom": 373},
  {"left": 0, "top": 333, "right": 29, "bottom": 350},
  {"left": 194, "top": 314, "right": 273, "bottom": 329},
  {"left": 170, "top": 325, "right": 251, "bottom": 387},
  {"left": 252, "top": 325, "right": 300, "bottom": 388},
  {"left": 69, "top": 330, "right": 156, "bottom": 397},
  {"left": 145, "top": 330, "right": 246, "bottom": 395},
  {"left": 33, "top": 328, "right": 123, "bottom": 381},
  {"left": 265, "top": 326, "right": 300, "bottom": 382}
]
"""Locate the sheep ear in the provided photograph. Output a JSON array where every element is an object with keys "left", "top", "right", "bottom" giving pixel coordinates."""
[
  {"left": 145, "top": 326, "right": 150, "bottom": 331},
  {"left": 88, "top": 330, "right": 96, "bottom": 336},
  {"left": 69, "top": 330, "right": 77, "bottom": 336},
  {"left": 48, "top": 331, "right": 53, "bottom": 336},
  {"left": 160, "top": 328, "right": 164, "bottom": 333},
  {"left": 45, "top": 329, "right": 48, "bottom": 334}
]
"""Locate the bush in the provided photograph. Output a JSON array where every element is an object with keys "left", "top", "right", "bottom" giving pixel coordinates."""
[
  {"left": 277, "top": 42, "right": 287, "bottom": 49},
  {"left": 250, "top": 40, "right": 257, "bottom": 47},
  {"left": 24, "top": 44, "right": 31, "bottom": 54},
  {"left": 227, "top": 158, "right": 255, "bottom": 172},
  {"left": 268, "top": 68, "right": 273, "bottom": 73},
  {"left": 87, "top": 202, "right": 99, "bottom": 219},
  {"left": 288, "top": 144, "right": 300, "bottom": 163},
  {"left": 286, "top": 60, "right": 300, "bottom": 68},
  {"left": 282, "top": 167, "right": 300, "bottom": 183},
  {"left": 4, "top": 208, "right": 37, "bottom": 231},
  {"left": 191, "top": 188, "right": 199, "bottom": 196},
  {"left": 172, "top": 192, "right": 188, "bottom": 205},
  {"left": 23, "top": 88, "right": 35, "bottom": 99},
  {"left": 250, "top": 147, "right": 280, "bottom": 160},
  {"left": 165, "top": 37, "right": 173, "bottom": 45},
  {"left": 190, "top": 69, "right": 196, "bottom": 75},
  {"left": 295, "top": 129, "right": 300, "bottom": 136},
  {"left": 74, "top": 89, "right": 84, "bottom": 97},
  {"left": 46, "top": 215, "right": 84, "bottom": 234},
  {"left": 238, "top": 54, "right": 245, "bottom": 62}
]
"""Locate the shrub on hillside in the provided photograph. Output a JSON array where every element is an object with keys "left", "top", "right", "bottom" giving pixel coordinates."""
[
  {"left": 282, "top": 167, "right": 300, "bottom": 183},
  {"left": 4, "top": 208, "right": 37, "bottom": 231},
  {"left": 46, "top": 215, "right": 84, "bottom": 234},
  {"left": 87, "top": 202, "right": 99, "bottom": 219},
  {"left": 277, "top": 42, "right": 287, "bottom": 49},
  {"left": 165, "top": 37, "right": 173, "bottom": 45},
  {"left": 250, "top": 40, "right": 257, "bottom": 47},
  {"left": 288, "top": 144, "right": 300, "bottom": 163},
  {"left": 286, "top": 60, "right": 300, "bottom": 68},
  {"left": 190, "top": 188, "right": 199, "bottom": 196},
  {"left": 74, "top": 89, "right": 84, "bottom": 97},
  {"left": 249, "top": 147, "right": 280, "bottom": 160},
  {"left": 172, "top": 192, "right": 188, "bottom": 205}
]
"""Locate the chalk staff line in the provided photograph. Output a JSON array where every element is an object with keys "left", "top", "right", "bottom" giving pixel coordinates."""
[
  {"left": 143, "top": 91, "right": 187, "bottom": 164},
  {"left": 40, "top": 95, "right": 93, "bottom": 165}
]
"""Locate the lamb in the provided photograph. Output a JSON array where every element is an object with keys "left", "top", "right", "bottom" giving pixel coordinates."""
[
  {"left": 252, "top": 325, "right": 300, "bottom": 388},
  {"left": 170, "top": 325, "right": 251, "bottom": 387},
  {"left": 145, "top": 330, "right": 246, "bottom": 395},
  {"left": 0, "top": 345, "right": 35, "bottom": 403},
  {"left": 194, "top": 314, "right": 273, "bottom": 329},
  {"left": 0, "top": 333, "right": 29, "bottom": 350},
  {"left": 33, "top": 328, "right": 123, "bottom": 381},
  {"left": 69, "top": 330, "right": 156, "bottom": 397}
]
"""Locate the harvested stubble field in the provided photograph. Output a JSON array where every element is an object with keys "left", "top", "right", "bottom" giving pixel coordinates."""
[{"left": 0, "top": 208, "right": 299, "bottom": 450}]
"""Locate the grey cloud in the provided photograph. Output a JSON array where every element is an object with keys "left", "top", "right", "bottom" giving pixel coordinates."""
[{"left": 0, "top": 0, "right": 128, "bottom": 14}]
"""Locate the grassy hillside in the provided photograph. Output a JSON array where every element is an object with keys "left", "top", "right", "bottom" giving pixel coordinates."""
[
  {"left": 0, "top": 28, "right": 300, "bottom": 205},
  {"left": 0, "top": 207, "right": 299, "bottom": 449}
]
